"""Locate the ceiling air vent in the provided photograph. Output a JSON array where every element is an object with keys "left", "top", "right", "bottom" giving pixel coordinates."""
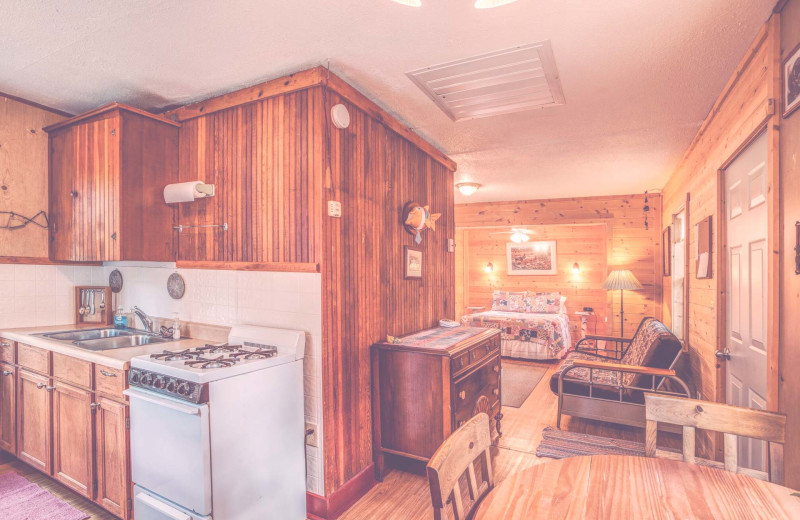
[{"left": 407, "top": 41, "right": 565, "bottom": 121}]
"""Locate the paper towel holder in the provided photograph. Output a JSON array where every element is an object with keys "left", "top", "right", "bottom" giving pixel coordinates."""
[
  {"left": 195, "top": 183, "right": 215, "bottom": 197},
  {"left": 163, "top": 181, "right": 216, "bottom": 204}
]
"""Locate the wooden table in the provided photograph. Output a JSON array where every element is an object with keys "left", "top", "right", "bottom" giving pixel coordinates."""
[{"left": 474, "top": 455, "right": 800, "bottom": 519}]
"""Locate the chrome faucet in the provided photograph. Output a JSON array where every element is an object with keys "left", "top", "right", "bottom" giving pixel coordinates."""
[{"left": 132, "top": 306, "right": 154, "bottom": 333}]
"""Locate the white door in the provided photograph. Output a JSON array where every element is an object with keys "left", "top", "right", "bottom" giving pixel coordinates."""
[
  {"left": 671, "top": 210, "right": 686, "bottom": 341},
  {"left": 724, "top": 130, "right": 768, "bottom": 472}
]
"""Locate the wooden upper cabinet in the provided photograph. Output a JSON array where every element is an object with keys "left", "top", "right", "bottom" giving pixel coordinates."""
[{"left": 44, "top": 103, "right": 180, "bottom": 262}]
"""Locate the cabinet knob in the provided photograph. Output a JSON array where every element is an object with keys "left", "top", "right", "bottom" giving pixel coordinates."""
[
  {"left": 36, "top": 383, "right": 45, "bottom": 389},
  {"left": 493, "top": 365, "right": 499, "bottom": 373},
  {"left": 70, "top": 190, "right": 78, "bottom": 198},
  {"left": 90, "top": 402, "right": 99, "bottom": 409},
  {"left": 110, "top": 232, "right": 117, "bottom": 241},
  {"left": 45, "top": 386, "right": 56, "bottom": 392},
  {"left": 492, "top": 387, "right": 499, "bottom": 396},
  {"left": 459, "top": 391, "right": 466, "bottom": 400},
  {"left": 1, "top": 371, "right": 11, "bottom": 376}
]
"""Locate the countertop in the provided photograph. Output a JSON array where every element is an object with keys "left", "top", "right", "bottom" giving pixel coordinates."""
[{"left": 0, "top": 324, "right": 215, "bottom": 370}]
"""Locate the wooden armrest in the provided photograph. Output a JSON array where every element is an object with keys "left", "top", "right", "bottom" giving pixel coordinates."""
[{"left": 570, "top": 359, "right": 675, "bottom": 377}]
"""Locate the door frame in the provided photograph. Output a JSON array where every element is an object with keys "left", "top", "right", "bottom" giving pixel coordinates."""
[{"left": 715, "top": 120, "right": 780, "bottom": 425}]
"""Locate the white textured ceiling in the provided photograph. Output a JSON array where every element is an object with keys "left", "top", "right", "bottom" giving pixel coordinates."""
[{"left": 0, "top": 0, "right": 775, "bottom": 203}]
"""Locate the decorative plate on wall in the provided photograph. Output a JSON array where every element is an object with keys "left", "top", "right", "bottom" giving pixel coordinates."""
[
  {"left": 109, "top": 269, "right": 124, "bottom": 293},
  {"left": 167, "top": 273, "right": 186, "bottom": 300}
]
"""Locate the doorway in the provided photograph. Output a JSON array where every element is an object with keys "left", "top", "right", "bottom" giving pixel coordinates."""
[
  {"left": 671, "top": 209, "right": 686, "bottom": 342},
  {"left": 722, "top": 130, "right": 768, "bottom": 472}
]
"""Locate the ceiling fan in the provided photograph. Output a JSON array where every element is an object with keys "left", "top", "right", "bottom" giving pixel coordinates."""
[{"left": 489, "top": 228, "right": 534, "bottom": 243}]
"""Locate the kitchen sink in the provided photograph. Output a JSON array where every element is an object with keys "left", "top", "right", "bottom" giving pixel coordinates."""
[{"left": 37, "top": 328, "right": 169, "bottom": 351}]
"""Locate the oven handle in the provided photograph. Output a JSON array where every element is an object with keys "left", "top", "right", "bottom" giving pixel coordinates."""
[
  {"left": 124, "top": 389, "right": 202, "bottom": 416},
  {"left": 135, "top": 492, "right": 192, "bottom": 520}
]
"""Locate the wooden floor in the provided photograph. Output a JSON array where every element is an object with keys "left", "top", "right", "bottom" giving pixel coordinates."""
[
  {"left": 0, "top": 452, "right": 116, "bottom": 519},
  {"left": 341, "top": 358, "right": 667, "bottom": 520}
]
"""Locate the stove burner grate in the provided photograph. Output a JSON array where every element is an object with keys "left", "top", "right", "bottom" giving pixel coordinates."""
[
  {"left": 196, "top": 343, "right": 243, "bottom": 354},
  {"left": 151, "top": 349, "right": 197, "bottom": 361},
  {"left": 231, "top": 347, "right": 278, "bottom": 360},
  {"left": 184, "top": 355, "right": 241, "bottom": 369}
]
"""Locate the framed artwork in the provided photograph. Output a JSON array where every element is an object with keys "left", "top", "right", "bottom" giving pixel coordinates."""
[
  {"left": 404, "top": 246, "right": 423, "bottom": 279},
  {"left": 663, "top": 226, "right": 671, "bottom": 277},
  {"left": 784, "top": 41, "right": 800, "bottom": 118},
  {"left": 506, "top": 241, "right": 557, "bottom": 275}
]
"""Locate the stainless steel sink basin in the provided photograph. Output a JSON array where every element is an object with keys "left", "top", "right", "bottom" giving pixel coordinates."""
[
  {"left": 36, "top": 328, "right": 169, "bottom": 351},
  {"left": 73, "top": 335, "right": 168, "bottom": 351}
]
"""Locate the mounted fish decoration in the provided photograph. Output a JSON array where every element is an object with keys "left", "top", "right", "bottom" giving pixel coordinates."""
[{"left": 403, "top": 202, "right": 440, "bottom": 244}]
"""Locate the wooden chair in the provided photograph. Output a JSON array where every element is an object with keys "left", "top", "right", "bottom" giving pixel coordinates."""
[
  {"left": 427, "top": 413, "right": 495, "bottom": 520},
  {"left": 644, "top": 393, "right": 787, "bottom": 484}
]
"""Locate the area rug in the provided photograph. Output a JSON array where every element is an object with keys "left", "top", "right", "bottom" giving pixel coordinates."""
[
  {"left": 0, "top": 471, "right": 89, "bottom": 520},
  {"left": 501, "top": 363, "right": 547, "bottom": 408}
]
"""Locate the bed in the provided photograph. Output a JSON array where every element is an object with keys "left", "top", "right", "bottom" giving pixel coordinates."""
[{"left": 460, "top": 291, "right": 572, "bottom": 360}]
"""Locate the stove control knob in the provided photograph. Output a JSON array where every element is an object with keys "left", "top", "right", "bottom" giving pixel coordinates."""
[
  {"left": 177, "top": 382, "right": 192, "bottom": 396},
  {"left": 141, "top": 373, "right": 154, "bottom": 386},
  {"left": 153, "top": 376, "right": 166, "bottom": 389},
  {"left": 130, "top": 371, "right": 141, "bottom": 384},
  {"left": 166, "top": 379, "right": 176, "bottom": 392}
]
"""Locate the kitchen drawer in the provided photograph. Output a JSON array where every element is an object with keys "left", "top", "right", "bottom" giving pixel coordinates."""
[
  {"left": 94, "top": 365, "right": 126, "bottom": 401},
  {"left": 0, "top": 338, "right": 15, "bottom": 364},
  {"left": 451, "top": 335, "right": 499, "bottom": 377},
  {"left": 453, "top": 356, "right": 500, "bottom": 428},
  {"left": 17, "top": 344, "right": 51, "bottom": 375},
  {"left": 53, "top": 353, "right": 93, "bottom": 389}
]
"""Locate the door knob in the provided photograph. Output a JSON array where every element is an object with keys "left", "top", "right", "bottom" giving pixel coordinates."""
[{"left": 715, "top": 348, "right": 731, "bottom": 360}]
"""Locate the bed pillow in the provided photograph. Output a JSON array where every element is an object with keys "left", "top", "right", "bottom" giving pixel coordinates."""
[
  {"left": 525, "top": 292, "right": 562, "bottom": 313},
  {"left": 491, "top": 290, "right": 527, "bottom": 312},
  {"left": 560, "top": 296, "right": 568, "bottom": 314}
]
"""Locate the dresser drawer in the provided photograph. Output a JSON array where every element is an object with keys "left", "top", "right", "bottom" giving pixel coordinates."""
[
  {"left": 451, "top": 334, "right": 500, "bottom": 377},
  {"left": 17, "top": 343, "right": 51, "bottom": 375},
  {"left": 53, "top": 353, "right": 93, "bottom": 389},
  {"left": 0, "top": 338, "right": 15, "bottom": 364},
  {"left": 453, "top": 356, "right": 501, "bottom": 428},
  {"left": 94, "top": 365, "right": 126, "bottom": 401}
]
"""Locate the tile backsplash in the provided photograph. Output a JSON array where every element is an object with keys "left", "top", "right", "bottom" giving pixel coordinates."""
[{"left": 0, "top": 261, "right": 325, "bottom": 495}]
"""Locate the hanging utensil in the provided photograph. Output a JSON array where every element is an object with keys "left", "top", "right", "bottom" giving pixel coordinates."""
[
  {"left": 79, "top": 290, "right": 86, "bottom": 315},
  {"left": 90, "top": 290, "right": 95, "bottom": 316},
  {"left": 99, "top": 290, "right": 106, "bottom": 311}
]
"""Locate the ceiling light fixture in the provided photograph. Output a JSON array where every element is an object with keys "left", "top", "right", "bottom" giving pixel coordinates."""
[
  {"left": 475, "top": 0, "right": 519, "bottom": 8},
  {"left": 456, "top": 182, "right": 481, "bottom": 196},
  {"left": 390, "top": 0, "right": 421, "bottom": 5},
  {"left": 510, "top": 231, "right": 530, "bottom": 244}
]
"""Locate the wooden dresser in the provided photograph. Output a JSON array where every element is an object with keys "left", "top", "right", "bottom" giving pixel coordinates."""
[{"left": 372, "top": 327, "right": 502, "bottom": 478}]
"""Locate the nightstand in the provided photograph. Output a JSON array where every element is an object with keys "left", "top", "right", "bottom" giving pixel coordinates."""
[{"left": 574, "top": 311, "right": 596, "bottom": 339}]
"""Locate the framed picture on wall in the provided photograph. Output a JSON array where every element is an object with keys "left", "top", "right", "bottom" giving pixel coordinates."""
[
  {"left": 784, "top": 41, "right": 800, "bottom": 118},
  {"left": 506, "top": 241, "right": 557, "bottom": 275},
  {"left": 663, "top": 226, "right": 671, "bottom": 277},
  {"left": 404, "top": 246, "right": 423, "bottom": 279}
]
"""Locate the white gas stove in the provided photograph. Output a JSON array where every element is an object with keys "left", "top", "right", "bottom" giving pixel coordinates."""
[{"left": 126, "top": 325, "right": 307, "bottom": 520}]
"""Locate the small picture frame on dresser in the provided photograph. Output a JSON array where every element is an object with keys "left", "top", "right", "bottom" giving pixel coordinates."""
[{"left": 404, "top": 246, "right": 423, "bottom": 279}]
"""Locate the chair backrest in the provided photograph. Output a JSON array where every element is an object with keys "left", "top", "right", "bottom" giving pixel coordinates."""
[
  {"left": 427, "top": 413, "right": 494, "bottom": 520},
  {"left": 644, "top": 393, "right": 787, "bottom": 484}
]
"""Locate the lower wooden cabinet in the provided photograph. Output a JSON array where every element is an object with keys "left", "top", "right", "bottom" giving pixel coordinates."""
[
  {"left": 16, "top": 369, "right": 52, "bottom": 474},
  {"left": 0, "top": 363, "right": 16, "bottom": 453},
  {"left": 52, "top": 381, "right": 94, "bottom": 498},
  {"left": 95, "top": 397, "right": 131, "bottom": 519}
]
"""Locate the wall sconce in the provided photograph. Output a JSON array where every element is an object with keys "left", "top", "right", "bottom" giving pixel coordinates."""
[
  {"left": 485, "top": 262, "right": 494, "bottom": 273},
  {"left": 572, "top": 262, "right": 581, "bottom": 274}
]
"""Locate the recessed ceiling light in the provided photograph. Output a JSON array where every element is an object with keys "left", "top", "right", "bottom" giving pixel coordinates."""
[
  {"left": 391, "top": 0, "right": 421, "bottom": 6},
  {"left": 475, "top": 0, "right": 519, "bottom": 8},
  {"left": 456, "top": 182, "right": 481, "bottom": 196}
]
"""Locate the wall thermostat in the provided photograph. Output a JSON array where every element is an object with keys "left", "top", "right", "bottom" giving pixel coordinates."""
[{"left": 328, "top": 201, "right": 342, "bottom": 218}]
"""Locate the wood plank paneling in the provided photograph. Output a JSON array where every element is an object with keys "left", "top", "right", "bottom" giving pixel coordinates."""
[
  {"left": 176, "top": 89, "right": 324, "bottom": 264},
  {"left": 0, "top": 95, "right": 66, "bottom": 258},
  {"left": 660, "top": 15, "right": 782, "bottom": 462},
  {"left": 778, "top": 0, "right": 800, "bottom": 490},
  {"left": 321, "top": 90, "right": 455, "bottom": 494},
  {"left": 455, "top": 194, "right": 661, "bottom": 338}
]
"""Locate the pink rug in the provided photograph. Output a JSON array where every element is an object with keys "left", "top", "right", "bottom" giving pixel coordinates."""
[{"left": 0, "top": 471, "right": 89, "bottom": 520}]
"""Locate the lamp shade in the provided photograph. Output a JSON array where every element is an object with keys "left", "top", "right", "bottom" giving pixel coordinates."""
[{"left": 602, "top": 270, "right": 642, "bottom": 291}]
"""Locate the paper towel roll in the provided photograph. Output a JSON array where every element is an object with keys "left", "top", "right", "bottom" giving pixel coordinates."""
[{"left": 164, "top": 181, "right": 208, "bottom": 204}]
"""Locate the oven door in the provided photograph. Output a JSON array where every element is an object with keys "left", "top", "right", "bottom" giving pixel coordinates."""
[{"left": 126, "top": 388, "right": 212, "bottom": 516}]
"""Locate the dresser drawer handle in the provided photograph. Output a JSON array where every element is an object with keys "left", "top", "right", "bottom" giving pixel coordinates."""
[
  {"left": 100, "top": 370, "right": 117, "bottom": 378},
  {"left": 492, "top": 388, "right": 499, "bottom": 396},
  {"left": 470, "top": 351, "right": 476, "bottom": 360},
  {"left": 459, "top": 391, "right": 466, "bottom": 400}
]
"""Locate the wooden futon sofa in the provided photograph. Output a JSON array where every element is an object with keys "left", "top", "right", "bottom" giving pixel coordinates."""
[{"left": 550, "top": 317, "right": 691, "bottom": 429}]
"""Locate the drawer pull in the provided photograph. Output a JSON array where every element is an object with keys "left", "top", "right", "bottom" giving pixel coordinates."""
[
  {"left": 493, "top": 365, "right": 500, "bottom": 373},
  {"left": 470, "top": 351, "right": 476, "bottom": 360},
  {"left": 492, "top": 388, "right": 499, "bottom": 396},
  {"left": 90, "top": 402, "right": 99, "bottom": 410},
  {"left": 45, "top": 386, "right": 56, "bottom": 392},
  {"left": 100, "top": 369, "right": 117, "bottom": 378},
  {"left": 36, "top": 383, "right": 46, "bottom": 390},
  {"left": 1, "top": 370, "right": 11, "bottom": 376},
  {"left": 459, "top": 391, "right": 466, "bottom": 400},
  {"left": 0, "top": 342, "right": 10, "bottom": 347}
]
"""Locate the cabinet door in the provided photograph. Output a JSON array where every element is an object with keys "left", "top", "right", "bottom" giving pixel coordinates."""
[
  {"left": 95, "top": 397, "right": 130, "bottom": 519},
  {"left": 52, "top": 381, "right": 94, "bottom": 497},
  {"left": 73, "top": 116, "right": 120, "bottom": 261},
  {"left": 0, "top": 363, "right": 16, "bottom": 453},
  {"left": 16, "top": 369, "right": 52, "bottom": 473},
  {"left": 49, "top": 126, "right": 77, "bottom": 261}
]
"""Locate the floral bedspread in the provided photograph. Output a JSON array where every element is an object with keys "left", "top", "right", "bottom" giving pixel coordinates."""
[{"left": 461, "top": 311, "right": 571, "bottom": 358}]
